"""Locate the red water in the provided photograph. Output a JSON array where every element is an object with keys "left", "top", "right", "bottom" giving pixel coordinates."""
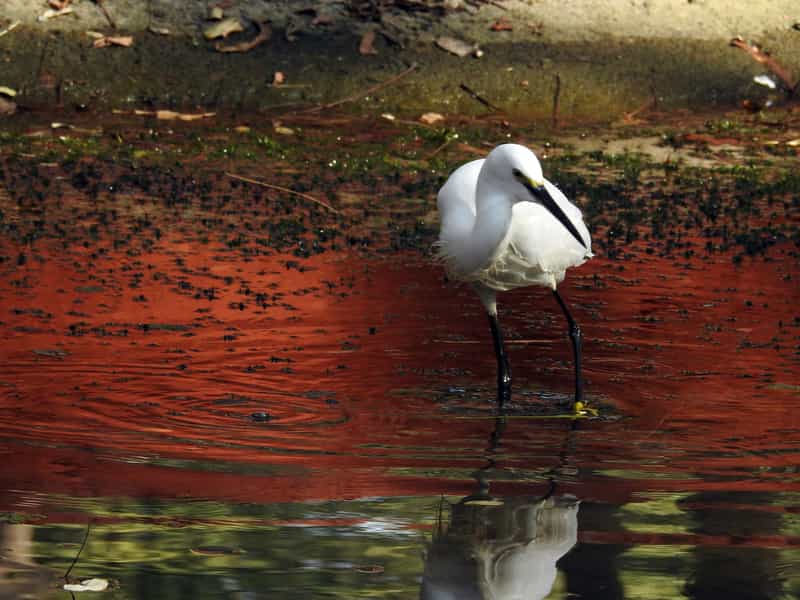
[{"left": 0, "top": 224, "right": 797, "bottom": 507}]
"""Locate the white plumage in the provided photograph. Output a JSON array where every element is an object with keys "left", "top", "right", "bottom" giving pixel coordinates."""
[
  {"left": 436, "top": 143, "right": 592, "bottom": 406},
  {"left": 437, "top": 144, "right": 591, "bottom": 302}
]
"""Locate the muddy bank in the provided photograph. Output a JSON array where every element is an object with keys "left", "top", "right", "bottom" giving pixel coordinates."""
[{"left": 1, "top": 1, "right": 799, "bottom": 120}]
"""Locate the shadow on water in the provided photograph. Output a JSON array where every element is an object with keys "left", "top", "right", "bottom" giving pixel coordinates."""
[{"left": 0, "top": 113, "right": 798, "bottom": 598}]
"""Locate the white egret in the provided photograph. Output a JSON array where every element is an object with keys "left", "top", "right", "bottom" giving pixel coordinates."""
[{"left": 436, "top": 143, "right": 592, "bottom": 407}]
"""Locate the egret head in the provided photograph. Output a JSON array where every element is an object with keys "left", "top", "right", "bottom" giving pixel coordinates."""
[
  {"left": 483, "top": 144, "right": 544, "bottom": 198},
  {"left": 484, "top": 144, "right": 587, "bottom": 250}
]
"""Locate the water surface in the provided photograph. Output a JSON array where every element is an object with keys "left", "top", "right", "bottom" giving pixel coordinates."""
[{"left": 0, "top": 114, "right": 798, "bottom": 598}]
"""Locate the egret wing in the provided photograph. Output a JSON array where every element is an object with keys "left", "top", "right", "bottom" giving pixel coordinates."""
[
  {"left": 437, "top": 159, "right": 483, "bottom": 242},
  {"left": 436, "top": 159, "right": 484, "bottom": 273}
]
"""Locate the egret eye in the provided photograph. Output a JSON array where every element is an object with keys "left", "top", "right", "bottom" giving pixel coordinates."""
[{"left": 511, "top": 168, "right": 524, "bottom": 180}]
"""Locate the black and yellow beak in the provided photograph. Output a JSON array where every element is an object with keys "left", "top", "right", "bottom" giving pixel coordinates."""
[{"left": 516, "top": 171, "right": 587, "bottom": 250}]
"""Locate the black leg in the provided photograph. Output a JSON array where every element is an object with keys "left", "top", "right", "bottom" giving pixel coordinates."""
[
  {"left": 553, "top": 290, "right": 583, "bottom": 404},
  {"left": 488, "top": 314, "right": 512, "bottom": 407}
]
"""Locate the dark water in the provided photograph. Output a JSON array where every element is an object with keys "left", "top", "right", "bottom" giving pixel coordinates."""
[{"left": 0, "top": 116, "right": 798, "bottom": 598}]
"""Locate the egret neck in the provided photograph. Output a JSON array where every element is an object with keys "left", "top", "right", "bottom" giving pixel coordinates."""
[{"left": 464, "top": 180, "right": 514, "bottom": 276}]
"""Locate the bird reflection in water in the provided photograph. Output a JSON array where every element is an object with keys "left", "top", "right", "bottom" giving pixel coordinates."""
[{"left": 421, "top": 418, "right": 579, "bottom": 600}]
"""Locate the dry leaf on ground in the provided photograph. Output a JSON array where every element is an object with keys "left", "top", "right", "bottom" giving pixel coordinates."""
[
  {"left": 156, "top": 110, "right": 216, "bottom": 121},
  {"left": 419, "top": 112, "right": 445, "bottom": 125},
  {"left": 311, "top": 13, "right": 335, "bottom": 27},
  {"left": 37, "top": 7, "right": 74, "bottom": 21},
  {"left": 204, "top": 18, "right": 244, "bottom": 40},
  {"left": 359, "top": 31, "right": 378, "bottom": 55},
  {"left": 132, "top": 110, "right": 216, "bottom": 121},
  {"left": 215, "top": 21, "right": 271, "bottom": 53},
  {"left": 0, "top": 97, "right": 16, "bottom": 116},
  {"left": 435, "top": 36, "right": 479, "bottom": 58},
  {"left": 92, "top": 35, "right": 134, "bottom": 48},
  {"left": 273, "top": 121, "right": 295, "bottom": 135},
  {"left": 490, "top": 18, "right": 513, "bottom": 31}
]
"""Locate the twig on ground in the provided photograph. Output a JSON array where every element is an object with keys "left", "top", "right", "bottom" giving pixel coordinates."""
[
  {"left": 618, "top": 94, "right": 658, "bottom": 125},
  {"left": 225, "top": 172, "right": 339, "bottom": 213},
  {"left": 426, "top": 138, "right": 453, "bottom": 159},
  {"left": 551, "top": 73, "right": 561, "bottom": 128},
  {"left": 730, "top": 36, "right": 796, "bottom": 95},
  {"left": 0, "top": 20, "right": 21, "bottom": 38},
  {"left": 93, "top": 0, "right": 116, "bottom": 29},
  {"left": 459, "top": 83, "right": 501, "bottom": 111},
  {"left": 296, "top": 62, "right": 417, "bottom": 115}
]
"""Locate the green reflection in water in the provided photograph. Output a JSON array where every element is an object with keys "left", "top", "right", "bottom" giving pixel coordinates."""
[
  {"left": 2, "top": 491, "right": 799, "bottom": 599},
  {"left": 619, "top": 492, "right": 694, "bottom": 535},
  {"left": 618, "top": 546, "right": 693, "bottom": 599},
  {"left": 596, "top": 469, "right": 702, "bottom": 481},
  {"left": 3, "top": 496, "right": 442, "bottom": 599}
]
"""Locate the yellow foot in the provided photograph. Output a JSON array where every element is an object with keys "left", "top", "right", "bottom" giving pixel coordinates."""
[{"left": 573, "top": 401, "right": 598, "bottom": 417}]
